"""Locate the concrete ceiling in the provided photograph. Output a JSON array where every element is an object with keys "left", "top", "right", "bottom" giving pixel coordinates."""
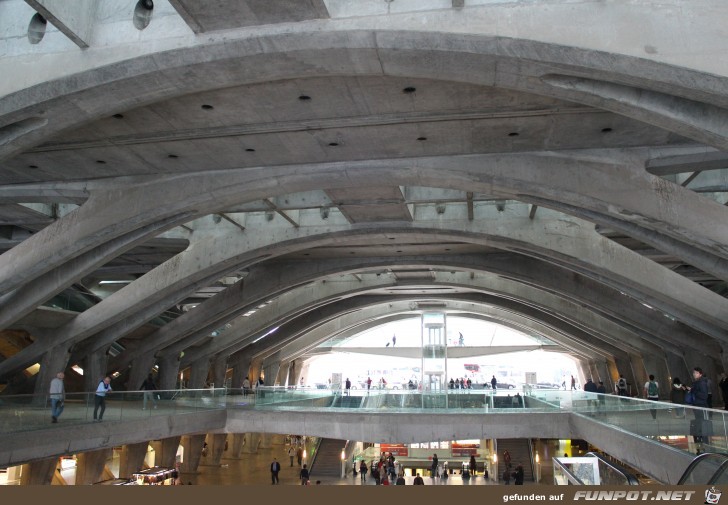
[{"left": 1, "top": 0, "right": 728, "bottom": 392}]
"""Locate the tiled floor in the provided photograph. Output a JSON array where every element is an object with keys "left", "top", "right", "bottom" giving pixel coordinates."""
[{"left": 185, "top": 444, "right": 502, "bottom": 486}]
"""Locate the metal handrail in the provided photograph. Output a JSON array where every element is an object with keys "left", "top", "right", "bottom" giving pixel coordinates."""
[
  {"left": 677, "top": 452, "right": 728, "bottom": 485},
  {"left": 585, "top": 451, "right": 640, "bottom": 485}
]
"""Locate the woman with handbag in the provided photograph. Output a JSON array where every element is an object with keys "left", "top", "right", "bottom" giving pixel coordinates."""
[{"left": 671, "top": 378, "right": 687, "bottom": 418}]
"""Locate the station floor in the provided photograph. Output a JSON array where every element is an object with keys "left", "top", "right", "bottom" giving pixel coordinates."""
[{"left": 183, "top": 444, "right": 519, "bottom": 486}]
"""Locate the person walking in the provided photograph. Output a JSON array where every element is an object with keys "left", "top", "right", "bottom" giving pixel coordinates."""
[
  {"left": 345, "top": 377, "right": 351, "bottom": 396},
  {"left": 644, "top": 374, "right": 660, "bottom": 419},
  {"left": 93, "top": 376, "right": 112, "bottom": 421},
  {"left": 513, "top": 464, "right": 525, "bottom": 485},
  {"left": 49, "top": 372, "right": 65, "bottom": 423},
  {"left": 299, "top": 464, "right": 310, "bottom": 485},
  {"left": 359, "top": 460, "right": 368, "bottom": 482},
  {"left": 491, "top": 375, "right": 497, "bottom": 390},
  {"left": 431, "top": 453, "right": 439, "bottom": 478},
  {"left": 242, "top": 376, "right": 251, "bottom": 397},
  {"left": 288, "top": 445, "right": 295, "bottom": 467},
  {"left": 570, "top": 375, "right": 577, "bottom": 390},
  {"left": 270, "top": 458, "right": 281, "bottom": 484},
  {"left": 392, "top": 334, "right": 396, "bottom": 347},
  {"left": 688, "top": 367, "right": 710, "bottom": 446},
  {"left": 140, "top": 373, "right": 158, "bottom": 410},
  {"left": 671, "top": 377, "right": 687, "bottom": 418}
]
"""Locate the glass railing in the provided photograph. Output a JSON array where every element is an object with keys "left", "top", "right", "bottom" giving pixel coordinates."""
[
  {"left": 0, "top": 388, "right": 228, "bottom": 433},
  {"left": 3, "top": 385, "right": 727, "bottom": 463}
]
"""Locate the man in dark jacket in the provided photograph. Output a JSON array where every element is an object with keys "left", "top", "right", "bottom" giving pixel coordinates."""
[
  {"left": 513, "top": 464, "right": 525, "bottom": 485},
  {"left": 690, "top": 367, "right": 710, "bottom": 444}
]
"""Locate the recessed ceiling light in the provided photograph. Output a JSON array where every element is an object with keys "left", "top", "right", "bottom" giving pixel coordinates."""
[
  {"left": 508, "top": 132, "right": 519, "bottom": 137},
  {"left": 28, "top": 165, "right": 39, "bottom": 169},
  {"left": 112, "top": 114, "right": 124, "bottom": 119},
  {"left": 245, "top": 148, "right": 255, "bottom": 152},
  {"left": 417, "top": 137, "right": 427, "bottom": 141},
  {"left": 601, "top": 127, "right": 613, "bottom": 133},
  {"left": 328, "top": 142, "right": 339, "bottom": 147},
  {"left": 167, "top": 154, "right": 178, "bottom": 158},
  {"left": 299, "top": 95, "right": 311, "bottom": 101},
  {"left": 201, "top": 104, "right": 214, "bottom": 110},
  {"left": 403, "top": 87, "right": 416, "bottom": 94},
  {"left": 396, "top": 250, "right": 403, "bottom": 253},
  {"left": 96, "top": 160, "right": 106, "bottom": 164}
]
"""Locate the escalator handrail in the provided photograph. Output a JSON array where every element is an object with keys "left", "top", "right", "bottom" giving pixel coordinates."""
[
  {"left": 677, "top": 452, "right": 728, "bottom": 485},
  {"left": 585, "top": 451, "right": 640, "bottom": 485},
  {"left": 552, "top": 457, "right": 583, "bottom": 485}
]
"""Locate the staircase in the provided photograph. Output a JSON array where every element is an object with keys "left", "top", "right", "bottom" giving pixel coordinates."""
[
  {"left": 310, "top": 438, "right": 348, "bottom": 478},
  {"left": 497, "top": 438, "right": 534, "bottom": 483}
]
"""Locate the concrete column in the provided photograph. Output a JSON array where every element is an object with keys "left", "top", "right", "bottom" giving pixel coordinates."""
[
  {"left": 261, "top": 359, "right": 280, "bottom": 386},
  {"left": 298, "top": 359, "right": 311, "bottom": 386},
  {"left": 231, "top": 433, "right": 245, "bottom": 458},
  {"left": 210, "top": 434, "right": 227, "bottom": 465},
  {"left": 179, "top": 434, "right": 205, "bottom": 473},
  {"left": 594, "top": 361, "right": 610, "bottom": 388},
  {"left": 188, "top": 358, "right": 210, "bottom": 389},
  {"left": 210, "top": 355, "right": 227, "bottom": 388},
  {"left": 83, "top": 350, "right": 109, "bottom": 393},
  {"left": 248, "top": 358, "right": 263, "bottom": 386},
  {"left": 128, "top": 353, "right": 156, "bottom": 391},
  {"left": 286, "top": 360, "right": 298, "bottom": 386},
  {"left": 20, "top": 457, "right": 58, "bottom": 485},
  {"left": 641, "top": 352, "right": 671, "bottom": 398},
  {"left": 277, "top": 360, "right": 291, "bottom": 386},
  {"left": 666, "top": 352, "right": 690, "bottom": 384},
  {"left": 259, "top": 433, "right": 273, "bottom": 449},
  {"left": 271, "top": 434, "right": 286, "bottom": 445},
  {"left": 157, "top": 354, "right": 180, "bottom": 390},
  {"left": 151, "top": 436, "right": 181, "bottom": 468},
  {"left": 614, "top": 355, "right": 639, "bottom": 396},
  {"left": 119, "top": 441, "right": 149, "bottom": 478},
  {"left": 76, "top": 448, "right": 112, "bottom": 485},
  {"left": 231, "top": 361, "right": 249, "bottom": 391},
  {"left": 33, "top": 343, "right": 70, "bottom": 397},
  {"left": 242, "top": 433, "right": 260, "bottom": 454}
]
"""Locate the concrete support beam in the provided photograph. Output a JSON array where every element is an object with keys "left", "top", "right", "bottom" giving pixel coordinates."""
[
  {"left": 261, "top": 357, "right": 281, "bottom": 387},
  {"left": 119, "top": 442, "right": 148, "bottom": 479},
  {"left": 25, "top": 0, "right": 97, "bottom": 48},
  {"left": 151, "top": 436, "right": 181, "bottom": 468},
  {"left": 666, "top": 352, "right": 690, "bottom": 385},
  {"left": 258, "top": 433, "right": 272, "bottom": 449},
  {"left": 20, "top": 457, "right": 57, "bottom": 485},
  {"left": 75, "top": 448, "right": 111, "bottom": 485},
  {"left": 188, "top": 358, "right": 210, "bottom": 389},
  {"left": 210, "top": 355, "right": 227, "bottom": 388},
  {"left": 179, "top": 434, "right": 205, "bottom": 473}
]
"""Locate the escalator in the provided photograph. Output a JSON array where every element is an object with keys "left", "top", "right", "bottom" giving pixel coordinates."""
[
  {"left": 553, "top": 452, "right": 640, "bottom": 485},
  {"left": 678, "top": 453, "right": 728, "bottom": 485}
]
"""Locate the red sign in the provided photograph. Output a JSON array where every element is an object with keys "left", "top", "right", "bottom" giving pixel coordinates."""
[
  {"left": 381, "top": 444, "right": 408, "bottom": 456},
  {"left": 451, "top": 443, "right": 479, "bottom": 457}
]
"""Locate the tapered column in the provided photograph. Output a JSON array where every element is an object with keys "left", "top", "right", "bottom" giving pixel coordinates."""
[
  {"left": 259, "top": 433, "right": 273, "bottom": 449},
  {"left": 119, "top": 442, "right": 149, "bottom": 478},
  {"left": 151, "top": 436, "right": 181, "bottom": 468},
  {"left": 231, "top": 434, "right": 245, "bottom": 458},
  {"left": 189, "top": 358, "right": 210, "bottom": 389},
  {"left": 261, "top": 360, "right": 281, "bottom": 387},
  {"left": 83, "top": 350, "right": 109, "bottom": 393},
  {"left": 210, "top": 434, "right": 227, "bottom": 465},
  {"left": 157, "top": 354, "right": 180, "bottom": 390},
  {"left": 210, "top": 355, "right": 227, "bottom": 388},
  {"left": 129, "top": 353, "right": 156, "bottom": 391},
  {"left": 20, "top": 457, "right": 58, "bottom": 485},
  {"left": 179, "top": 435, "right": 205, "bottom": 473},
  {"left": 642, "top": 352, "right": 671, "bottom": 398},
  {"left": 666, "top": 352, "right": 690, "bottom": 385},
  {"left": 33, "top": 342, "right": 70, "bottom": 397},
  {"left": 231, "top": 361, "right": 249, "bottom": 391},
  {"left": 242, "top": 433, "right": 260, "bottom": 454},
  {"left": 613, "top": 355, "right": 639, "bottom": 396},
  {"left": 76, "top": 448, "right": 112, "bottom": 485}
]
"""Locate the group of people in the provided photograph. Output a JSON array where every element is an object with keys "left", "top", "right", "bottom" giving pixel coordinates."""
[
  {"left": 501, "top": 450, "right": 525, "bottom": 485},
  {"left": 49, "top": 372, "right": 116, "bottom": 423},
  {"left": 449, "top": 377, "right": 473, "bottom": 389}
]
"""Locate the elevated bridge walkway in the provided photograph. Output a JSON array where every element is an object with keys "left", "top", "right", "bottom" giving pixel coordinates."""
[{"left": 0, "top": 387, "right": 721, "bottom": 484}]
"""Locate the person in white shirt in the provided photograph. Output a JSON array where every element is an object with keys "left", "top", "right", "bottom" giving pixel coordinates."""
[
  {"left": 93, "top": 376, "right": 112, "bottom": 421},
  {"left": 49, "top": 372, "right": 65, "bottom": 423}
]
